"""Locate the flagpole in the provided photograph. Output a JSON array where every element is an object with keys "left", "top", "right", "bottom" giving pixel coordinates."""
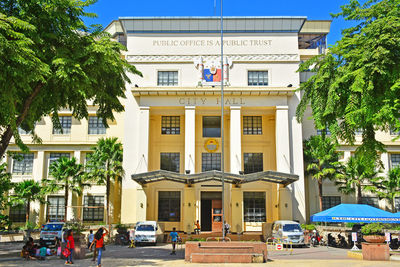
[{"left": 220, "top": 0, "right": 225, "bottom": 240}]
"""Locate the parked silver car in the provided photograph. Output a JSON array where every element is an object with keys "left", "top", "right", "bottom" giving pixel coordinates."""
[{"left": 271, "top": 220, "right": 305, "bottom": 246}]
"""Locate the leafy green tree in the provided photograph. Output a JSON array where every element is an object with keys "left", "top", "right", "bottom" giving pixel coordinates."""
[
  {"left": 86, "top": 137, "right": 123, "bottom": 235},
  {"left": 46, "top": 157, "right": 89, "bottom": 220},
  {"left": 366, "top": 166, "right": 400, "bottom": 212},
  {"left": 304, "top": 135, "right": 343, "bottom": 211},
  {"left": 335, "top": 154, "right": 379, "bottom": 204},
  {"left": 0, "top": 0, "right": 141, "bottom": 157},
  {"left": 0, "top": 162, "right": 12, "bottom": 228},
  {"left": 12, "top": 179, "right": 45, "bottom": 223},
  {"left": 296, "top": 0, "right": 400, "bottom": 161}
]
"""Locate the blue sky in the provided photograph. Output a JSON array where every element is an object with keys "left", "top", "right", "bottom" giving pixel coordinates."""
[{"left": 84, "top": 0, "right": 355, "bottom": 45}]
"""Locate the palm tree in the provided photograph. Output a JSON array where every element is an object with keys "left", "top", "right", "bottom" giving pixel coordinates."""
[
  {"left": 46, "top": 157, "right": 89, "bottom": 221},
  {"left": 335, "top": 154, "right": 379, "bottom": 204},
  {"left": 86, "top": 137, "right": 123, "bottom": 236},
  {"left": 303, "top": 135, "right": 343, "bottom": 211},
  {"left": 12, "top": 180, "right": 46, "bottom": 223},
  {"left": 366, "top": 166, "right": 400, "bottom": 212}
]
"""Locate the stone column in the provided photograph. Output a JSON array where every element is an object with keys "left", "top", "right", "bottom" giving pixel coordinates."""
[
  {"left": 230, "top": 106, "right": 241, "bottom": 174},
  {"left": 275, "top": 106, "right": 292, "bottom": 220},
  {"left": 275, "top": 106, "right": 291, "bottom": 173},
  {"left": 185, "top": 106, "right": 196, "bottom": 174},
  {"left": 183, "top": 186, "right": 196, "bottom": 234},
  {"left": 138, "top": 107, "right": 150, "bottom": 173}
]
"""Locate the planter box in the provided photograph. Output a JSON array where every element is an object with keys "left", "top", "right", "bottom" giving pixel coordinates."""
[{"left": 362, "top": 242, "right": 389, "bottom": 261}]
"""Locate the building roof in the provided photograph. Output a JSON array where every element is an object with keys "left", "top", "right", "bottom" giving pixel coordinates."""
[
  {"left": 118, "top": 16, "right": 308, "bottom": 34},
  {"left": 131, "top": 170, "right": 299, "bottom": 187}
]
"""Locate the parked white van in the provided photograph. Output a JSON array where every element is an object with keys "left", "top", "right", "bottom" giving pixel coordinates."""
[
  {"left": 133, "top": 221, "right": 163, "bottom": 246},
  {"left": 39, "top": 222, "right": 66, "bottom": 246},
  {"left": 271, "top": 220, "right": 305, "bottom": 246}
]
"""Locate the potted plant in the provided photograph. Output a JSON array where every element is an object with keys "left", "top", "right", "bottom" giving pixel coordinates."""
[{"left": 361, "top": 223, "right": 386, "bottom": 243}]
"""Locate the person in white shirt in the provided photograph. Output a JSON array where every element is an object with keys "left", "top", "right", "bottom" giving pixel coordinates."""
[{"left": 88, "top": 229, "right": 94, "bottom": 249}]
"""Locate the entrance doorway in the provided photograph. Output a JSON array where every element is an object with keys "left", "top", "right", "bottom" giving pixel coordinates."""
[{"left": 201, "top": 192, "right": 222, "bottom": 232}]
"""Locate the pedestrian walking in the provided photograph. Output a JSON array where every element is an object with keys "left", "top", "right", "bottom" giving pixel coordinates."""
[
  {"left": 65, "top": 229, "right": 75, "bottom": 264},
  {"left": 168, "top": 227, "right": 179, "bottom": 255},
  {"left": 90, "top": 227, "right": 108, "bottom": 267}
]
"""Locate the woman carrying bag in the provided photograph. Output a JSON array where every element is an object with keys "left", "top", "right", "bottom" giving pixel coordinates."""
[{"left": 90, "top": 227, "right": 108, "bottom": 267}]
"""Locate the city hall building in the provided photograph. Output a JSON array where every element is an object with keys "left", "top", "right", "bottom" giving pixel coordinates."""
[
  {"left": 4, "top": 16, "right": 400, "bottom": 232},
  {"left": 110, "top": 16, "right": 329, "bottom": 232}
]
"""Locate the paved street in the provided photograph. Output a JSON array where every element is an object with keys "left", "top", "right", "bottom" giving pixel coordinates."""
[{"left": 0, "top": 244, "right": 398, "bottom": 266}]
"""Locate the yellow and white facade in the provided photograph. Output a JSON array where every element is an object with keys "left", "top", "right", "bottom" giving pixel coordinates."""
[{"left": 9, "top": 17, "right": 399, "bottom": 232}]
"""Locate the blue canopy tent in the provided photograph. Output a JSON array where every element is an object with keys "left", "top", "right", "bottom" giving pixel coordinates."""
[{"left": 310, "top": 204, "right": 400, "bottom": 223}]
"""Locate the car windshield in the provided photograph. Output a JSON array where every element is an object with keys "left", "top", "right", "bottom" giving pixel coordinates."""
[
  {"left": 136, "top": 225, "right": 154, "bottom": 231},
  {"left": 283, "top": 224, "right": 302, "bottom": 232},
  {"left": 43, "top": 224, "right": 63, "bottom": 231}
]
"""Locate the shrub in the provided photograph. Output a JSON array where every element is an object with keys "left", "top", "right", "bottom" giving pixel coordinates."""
[
  {"left": 361, "top": 223, "right": 384, "bottom": 236},
  {"left": 301, "top": 224, "right": 316, "bottom": 231}
]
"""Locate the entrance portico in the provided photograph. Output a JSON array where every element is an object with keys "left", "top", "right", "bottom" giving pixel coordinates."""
[{"left": 132, "top": 170, "right": 298, "bottom": 232}]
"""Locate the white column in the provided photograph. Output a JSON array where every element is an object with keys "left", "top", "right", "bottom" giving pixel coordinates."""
[
  {"left": 289, "top": 102, "right": 306, "bottom": 222},
  {"left": 185, "top": 106, "right": 195, "bottom": 174},
  {"left": 381, "top": 152, "right": 390, "bottom": 175},
  {"left": 32, "top": 151, "right": 45, "bottom": 224},
  {"left": 230, "top": 106, "right": 241, "bottom": 174},
  {"left": 138, "top": 107, "right": 150, "bottom": 173},
  {"left": 275, "top": 106, "right": 291, "bottom": 172}
]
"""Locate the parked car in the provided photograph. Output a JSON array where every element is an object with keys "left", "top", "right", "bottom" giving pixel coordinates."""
[
  {"left": 133, "top": 221, "right": 162, "bottom": 246},
  {"left": 271, "top": 220, "right": 305, "bottom": 246},
  {"left": 40, "top": 222, "right": 66, "bottom": 246}
]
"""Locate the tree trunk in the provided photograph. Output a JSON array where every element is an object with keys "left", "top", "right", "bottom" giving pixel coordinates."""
[
  {"left": 0, "top": 126, "right": 13, "bottom": 159},
  {"left": 357, "top": 184, "right": 362, "bottom": 204},
  {"left": 25, "top": 200, "right": 31, "bottom": 241},
  {"left": 106, "top": 175, "right": 110, "bottom": 238},
  {"left": 318, "top": 179, "right": 323, "bottom": 212},
  {"left": 26, "top": 200, "right": 30, "bottom": 223},
  {"left": 65, "top": 183, "right": 69, "bottom": 221},
  {"left": 0, "top": 83, "right": 44, "bottom": 158},
  {"left": 392, "top": 198, "right": 396, "bottom": 213}
]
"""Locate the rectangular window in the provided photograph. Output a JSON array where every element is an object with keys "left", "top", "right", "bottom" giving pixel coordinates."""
[
  {"left": 248, "top": 71, "right": 268, "bottom": 86},
  {"left": 395, "top": 197, "right": 400, "bottom": 213},
  {"left": 322, "top": 196, "right": 341, "bottom": 210},
  {"left": 53, "top": 116, "right": 72, "bottom": 134},
  {"left": 161, "top": 116, "right": 180, "bottom": 135},
  {"left": 390, "top": 154, "right": 400, "bottom": 169},
  {"left": 202, "top": 153, "right": 221, "bottom": 172},
  {"left": 390, "top": 128, "right": 400, "bottom": 136},
  {"left": 243, "top": 116, "right": 262, "bottom": 135},
  {"left": 243, "top": 192, "right": 266, "bottom": 222},
  {"left": 158, "top": 191, "right": 180, "bottom": 222},
  {"left": 83, "top": 196, "right": 104, "bottom": 222},
  {"left": 244, "top": 153, "right": 263, "bottom": 174},
  {"left": 203, "top": 116, "right": 221, "bottom": 137},
  {"left": 317, "top": 128, "right": 331, "bottom": 135},
  {"left": 157, "top": 71, "right": 178, "bottom": 86},
  {"left": 9, "top": 204, "right": 26, "bottom": 223},
  {"left": 354, "top": 129, "right": 363, "bottom": 135},
  {"left": 361, "top": 197, "right": 379, "bottom": 208},
  {"left": 160, "top": 153, "right": 180, "bottom": 173},
  {"left": 49, "top": 153, "right": 70, "bottom": 168},
  {"left": 12, "top": 153, "right": 34, "bottom": 175},
  {"left": 47, "top": 196, "right": 65, "bottom": 221},
  {"left": 88, "top": 116, "right": 106, "bottom": 135}
]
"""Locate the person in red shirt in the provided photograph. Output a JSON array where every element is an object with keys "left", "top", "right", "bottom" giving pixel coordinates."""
[
  {"left": 65, "top": 230, "right": 75, "bottom": 264},
  {"left": 89, "top": 227, "right": 108, "bottom": 267}
]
